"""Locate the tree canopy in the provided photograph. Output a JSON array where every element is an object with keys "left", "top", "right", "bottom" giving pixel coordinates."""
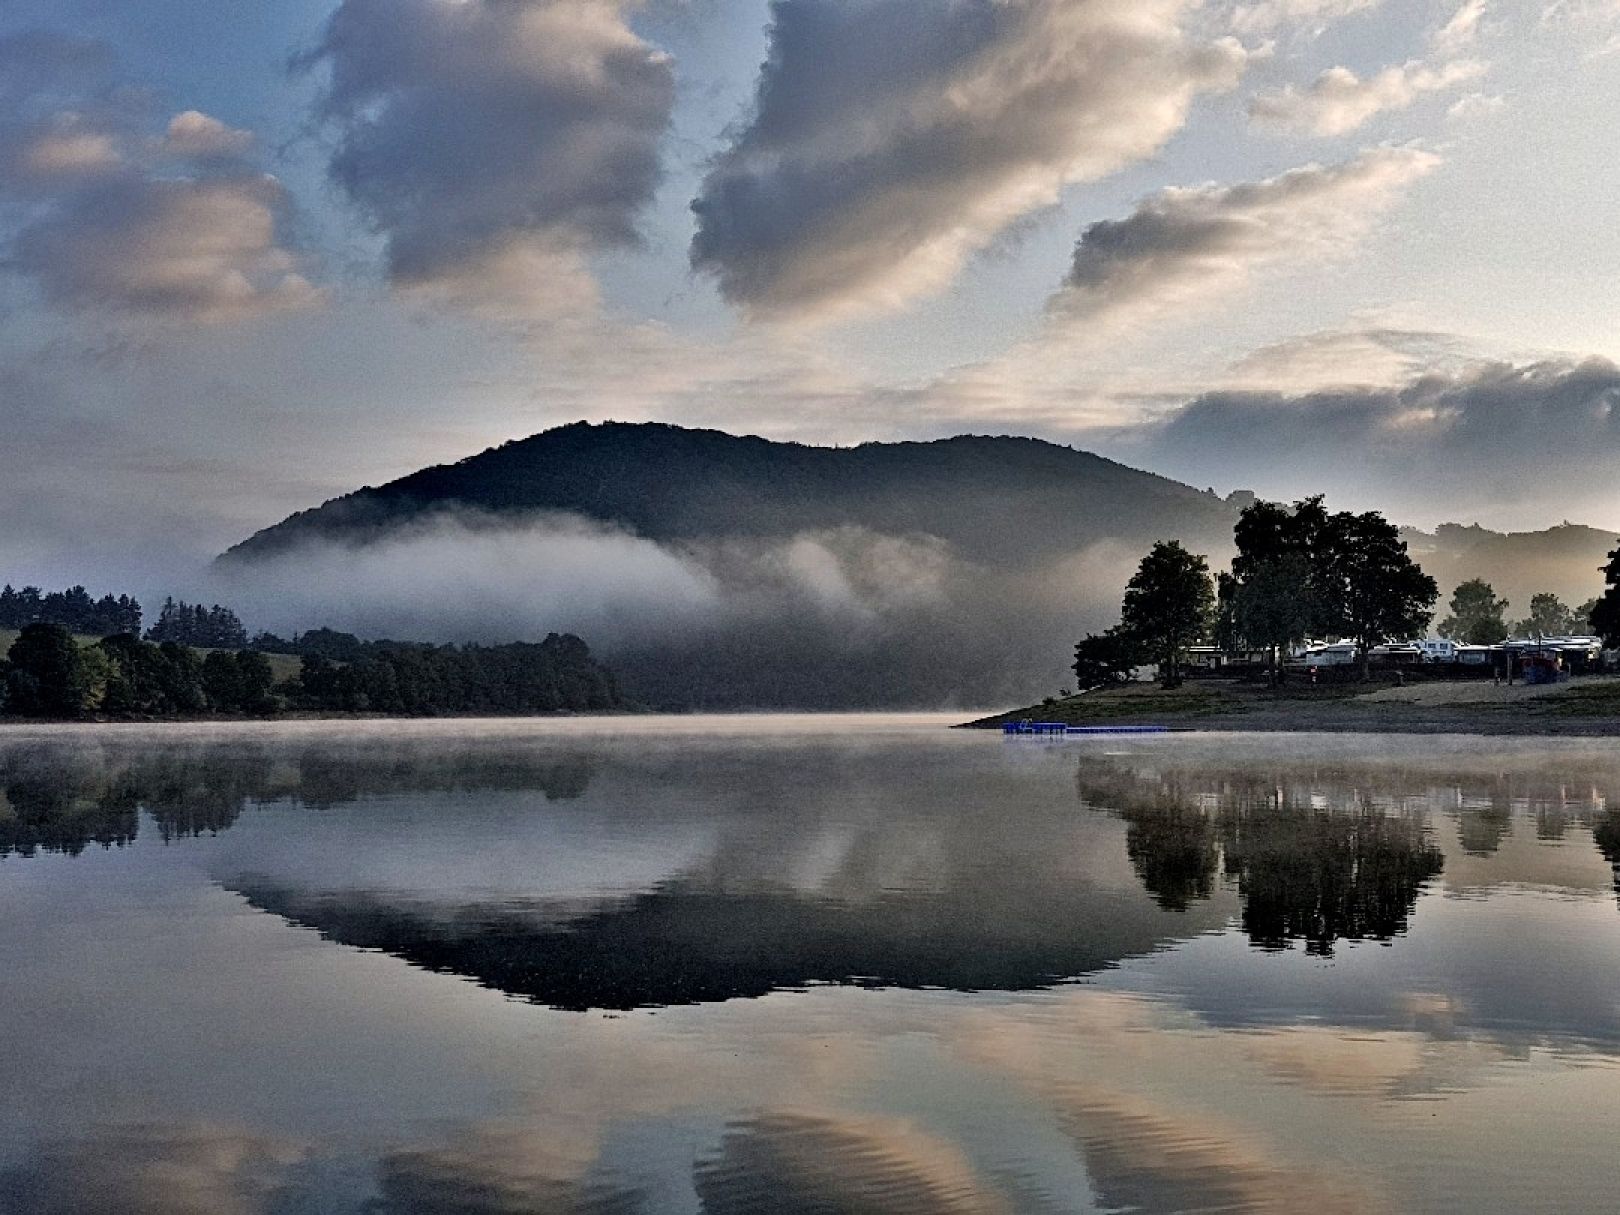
[
  {"left": 1119, "top": 541, "right": 1214, "bottom": 687},
  {"left": 1438, "top": 578, "right": 1510, "bottom": 645}
]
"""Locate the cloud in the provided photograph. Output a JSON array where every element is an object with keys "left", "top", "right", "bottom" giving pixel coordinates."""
[
  {"left": 1228, "top": 0, "right": 1382, "bottom": 37},
  {"left": 161, "top": 110, "right": 255, "bottom": 161},
  {"left": 689, "top": 0, "right": 1249, "bottom": 321},
  {"left": 0, "top": 33, "right": 318, "bottom": 323},
  {"left": 1051, "top": 147, "right": 1439, "bottom": 330},
  {"left": 1250, "top": 59, "right": 1486, "bottom": 135},
  {"left": 1434, "top": 0, "right": 1489, "bottom": 53},
  {"left": 1446, "top": 91, "right": 1506, "bottom": 122},
  {"left": 1134, "top": 356, "right": 1620, "bottom": 525},
  {"left": 11, "top": 175, "right": 320, "bottom": 322},
  {"left": 304, "top": 0, "right": 675, "bottom": 319}
]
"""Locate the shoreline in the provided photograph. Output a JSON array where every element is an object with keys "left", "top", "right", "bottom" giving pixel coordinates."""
[{"left": 961, "top": 676, "right": 1620, "bottom": 737}]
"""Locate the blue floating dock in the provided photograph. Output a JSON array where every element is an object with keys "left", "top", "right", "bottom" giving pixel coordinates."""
[{"left": 1002, "top": 723, "right": 1172, "bottom": 736}]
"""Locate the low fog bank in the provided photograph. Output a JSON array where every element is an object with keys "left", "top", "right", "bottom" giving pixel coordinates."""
[{"left": 210, "top": 511, "right": 1139, "bottom": 709}]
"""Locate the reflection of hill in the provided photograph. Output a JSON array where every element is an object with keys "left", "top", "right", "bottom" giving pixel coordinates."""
[
  {"left": 0, "top": 740, "right": 595, "bottom": 859},
  {"left": 233, "top": 856, "right": 1228, "bottom": 1011},
  {"left": 1081, "top": 758, "right": 1446, "bottom": 955}
]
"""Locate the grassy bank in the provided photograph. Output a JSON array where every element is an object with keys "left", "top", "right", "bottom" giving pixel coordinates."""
[{"left": 963, "top": 675, "right": 1620, "bottom": 735}]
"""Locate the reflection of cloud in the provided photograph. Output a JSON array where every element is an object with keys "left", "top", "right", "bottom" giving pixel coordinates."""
[
  {"left": 0, "top": 1123, "right": 300, "bottom": 1215},
  {"left": 372, "top": 1128, "right": 644, "bottom": 1214},
  {"left": 695, "top": 1110, "right": 1009, "bottom": 1214},
  {"left": 1053, "top": 1087, "right": 1386, "bottom": 1214}
]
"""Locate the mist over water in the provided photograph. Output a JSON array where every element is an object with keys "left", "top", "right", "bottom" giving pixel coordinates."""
[{"left": 7, "top": 720, "right": 1620, "bottom": 1211}]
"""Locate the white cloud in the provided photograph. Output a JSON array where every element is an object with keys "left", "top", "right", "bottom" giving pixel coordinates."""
[
  {"left": 689, "top": 0, "right": 1250, "bottom": 322},
  {"left": 1434, "top": 0, "right": 1489, "bottom": 52},
  {"left": 1228, "top": 0, "right": 1381, "bottom": 37},
  {"left": 1051, "top": 146, "right": 1440, "bottom": 330},
  {"left": 0, "top": 33, "right": 319, "bottom": 324},
  {"left": 161, "top": 110, "right": 255, "bottom": 160},
  {"left": 1446, "top": 91, "right": 1506, "bottom": 121},
  {"left": 1251, "top": 58, "right": 1486, "bottom": 135}
]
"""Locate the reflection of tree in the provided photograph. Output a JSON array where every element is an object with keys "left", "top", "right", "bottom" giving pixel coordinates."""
[
  {"left": 1091, "top": 762, "right": 1443, "bottom": 956},
  {"left": 1592, "top": 813, "right": 1620, "bottom": 903},
  {"left": 0, "top": 742, "right": 597, "bottom": 859},
  {"left": 1126, "top": 805, "right": 1217, "bottom": 912},
  {"left": 1456, "top": 799, "right": 1513, "bottom": 857},
  {"left": 0, "top": 761, "right": 138, "bottom": 857},
  {"left": 1223, "top": 808, "right": 1442, "bottom": 954}
]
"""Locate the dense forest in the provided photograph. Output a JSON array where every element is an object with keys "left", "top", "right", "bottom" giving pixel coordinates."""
[
  {"left": 0, "top": 584, "right": 143, "bottom": 636},
  {"left": 0, "top": 623, "right": 626, "bottom": 721}
]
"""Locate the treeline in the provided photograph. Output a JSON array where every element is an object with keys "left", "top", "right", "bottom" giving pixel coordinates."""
[
  {"left": 145, "top": 598, "right": 248, "bottom": 648},
  {"left": 0, "top": 623, "right": 626, "bottom": 720},
  {"left": 1438, "top": 582, "right": 1601, "bottom": 644},
  {"left": 0, "top": 585, "right": 254, "bottom": 649},
  {"left": 1075, "top": 497, "right": 1438, "bottom": 687},
  {"left": 289, "top": 631, "right": 622, "bottom": 715},
  {"left": 1076, "top": 496, "right": 1620, "bottom": 690},
  {"left": 0, "top": 585, "right": 142, "bottom": 636}
]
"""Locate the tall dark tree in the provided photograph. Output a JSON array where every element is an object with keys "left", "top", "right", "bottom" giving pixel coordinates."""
[
  {"left": 1221, "top": 497, "right": 1336, "bottom": 682},
  {"left": 1590, "top": 545, "right": 1620, "bottom": 648},
  {"left": 1317, "top": 511, "right": 1438, "bottom": 679},
  {"left": 3, "top": 624, "right": 98, "bottom": 719},
  {"left": 1438, "top": 578, "right": 1510, "bottom": 645},
  {"left": 1119, "top": 541, "right": 1214, "bottom": 688}
]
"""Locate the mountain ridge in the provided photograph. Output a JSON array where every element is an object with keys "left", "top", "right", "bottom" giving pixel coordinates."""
[{"left": 220, "top": 420, "right": 1240, "bottom": 566}]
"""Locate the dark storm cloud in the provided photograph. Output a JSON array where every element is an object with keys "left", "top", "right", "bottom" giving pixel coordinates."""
[
  {"left": 303, "top": 0, "right": 675, "bottom": 315},
  {"left": 0, "top": 31, "right": 318, "bottom": 322},
  {"left": 1136, "top": 357, "right": 1620, "bottom": 519},
  {"left": 689, "top": 0, "right": 1248, "bottom": 320}
]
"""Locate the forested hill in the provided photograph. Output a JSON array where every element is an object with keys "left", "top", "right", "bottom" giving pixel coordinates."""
[{"left": 219, "top": 422, "right": 1240, "bottom": 566}]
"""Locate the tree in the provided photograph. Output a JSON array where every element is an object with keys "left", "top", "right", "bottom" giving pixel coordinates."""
[
  {"left": 3, "top": 624, "right": 98, "bottom": 719},
  {"left": 1072, "top": 628, "right": 1140, "bottom": 690},
  {"left": 1438, "top": 579, "right": 1509, "bottom": 645},
  {"left": 1119, "top": 541, "right": 1214, "bottom": 688},
  {"left": 1512, "top": 592, "right": 1578, "bottom": 638},
  {"left": 1317, "top": 512, "right": 1438, "bottom": 679},
  {"left": 1590, "top": 545, "right": 1620, "bottom": 648},
  {"left": 1577, "top": 598, "right": 1601, "bottom": 635},
  {"left": 1229, "top": 552, "right": 1315, "bottom": 684}
]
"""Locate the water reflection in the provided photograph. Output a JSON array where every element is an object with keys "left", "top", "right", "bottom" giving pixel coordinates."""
[
  {"left": 10, "top": 726, "right": 1620, "bottom": 1213},
  {"left": 1081, "top": 759, "right": 1445, "bottom": 954},
  {"left": 0, "top": 738, "right": 594, "bottom": 858}
]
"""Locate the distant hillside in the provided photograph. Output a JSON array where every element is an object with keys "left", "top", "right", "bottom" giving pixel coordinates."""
[
  {"left": 222, "top": 421, "right": 1238, "bottom": 568},
  {"left": 217, "top": 423, "right": 1242, "bottom": 709},
  {"left": 1402, "top": 522, "right": 1616, "bottom": 612},
  {"left": 215, "top": 422, "right": 1617, "bottom": 709}
]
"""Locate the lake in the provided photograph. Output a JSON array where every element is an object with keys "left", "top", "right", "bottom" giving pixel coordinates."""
[{"left": 4, "top": 716, "right": 1620, "bottom": 1213}]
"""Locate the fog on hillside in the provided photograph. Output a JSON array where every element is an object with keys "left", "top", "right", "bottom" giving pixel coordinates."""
[{"left": 209, "top": 510, "right": 1149, "bottom": 709}]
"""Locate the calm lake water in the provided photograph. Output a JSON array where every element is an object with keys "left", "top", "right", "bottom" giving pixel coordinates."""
[{"left": 5, "top": 715, "right": 1620, "bottom": 1213}]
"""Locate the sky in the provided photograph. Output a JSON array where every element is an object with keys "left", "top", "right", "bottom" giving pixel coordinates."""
[{"left": 3, "top": 0, "right": 1620, "bottom": 595}]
